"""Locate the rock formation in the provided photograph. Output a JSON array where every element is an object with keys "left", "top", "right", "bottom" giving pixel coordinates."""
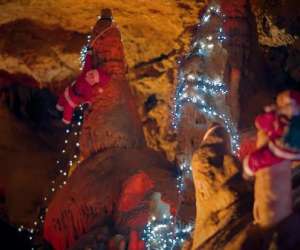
[
  {"left": 191, "top": 125, "right": 300, "bottom": 250},
  {"left": 191, "top": 125, "right": 252, "bottom": 250},
  {"left": 0, "top": 1, "right": 299, "bottom": 249},
  {"left": 80, "top": 16, "right": 145, "bottom": 159},
  {"left": 222, "top": 0, "right": 272, "bottom": 128},
  {"left": 43, "top": 14, "right": 180, "bottom": 250},
  {"left": 0, "top": 0, "right": 298, "bottom": 161}
]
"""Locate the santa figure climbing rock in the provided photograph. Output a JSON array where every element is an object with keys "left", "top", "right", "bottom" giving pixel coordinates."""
[
  {"left": 243, "top": 90, "right": 300, "bottom": 228},
  {"left": 56, "top": 47, "right": 110, "bottom": 124}
]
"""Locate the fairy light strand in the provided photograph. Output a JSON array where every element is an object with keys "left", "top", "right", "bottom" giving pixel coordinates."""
[
  {"left": 17, "top": 26, "right": 89, "bottom": 244},
  {"left": 142, "top": 215, "right": 193, "bottom": 250},
  {"left": 143, "top": 2, "right": 238, "bottom": 249},
  {"left": 17, "top": 108, "right": 84, "bottom": 243},
  {"left": 172, "top": 2, "right": 239, "bottom": 155}
]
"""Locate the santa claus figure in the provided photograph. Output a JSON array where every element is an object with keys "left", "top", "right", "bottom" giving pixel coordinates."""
[
  {"left": 243, "top": 90, "right": 300, "bottom": 228},
  {"left": 56, "top": 47, "right": 110, "bottom": 124}
]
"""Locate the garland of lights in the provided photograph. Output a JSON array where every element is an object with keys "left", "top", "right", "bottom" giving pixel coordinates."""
[
  {"left": 143, "top": 2, "right": 239, "bottom": 249},
  {"left": 17, "top": 26, "right": 91, "bottom": 245},
  {"left": 142, "top": 215, "right": 193, "bottom": 250},
  {"left": 15, "top": 7, "right": 237, "bottom": 248},
  {"left": 80, "top": 35, "right": 92, "bottom": 70},
  {"left": 172, "top": 3, "right": 239, "bottom": 155},
  {"left": 17, "top": 109, "right": 84, "bottom": 242},
  {"left": 17, "top": 12, "right": 120, "bottom": 246}
]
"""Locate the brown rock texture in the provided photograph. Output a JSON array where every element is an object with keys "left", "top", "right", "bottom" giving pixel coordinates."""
[
  {"left": 190, "top": 125, "right": 300, "bottom": 250},
  {"left": 0, "top": 0, "right": 205, "bottom": 161},
  {"left": 80, "top": 20, "right": 145, "bottom": 159},
  {"left": 222, "top": 0, "right": 272, "bottom": 128},
  {"left": 0, "top": 0, "right": 298, "bottom": 162},
  {"left": 0, "top": 1, "right": 299, "bottom": 249},
  {"left": 191, "top": 125, "right": 251, "bottom": 249},
  {"left": 44, "top": 19, "right": 180, "bottom": 250},
  {"left": 44, "top": 148, "right": 179, "bottom": 250}
]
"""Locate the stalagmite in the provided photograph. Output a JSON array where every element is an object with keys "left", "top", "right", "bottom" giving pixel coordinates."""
[{"left": 43, "top": 11, "right": 180, "bottom": 250}]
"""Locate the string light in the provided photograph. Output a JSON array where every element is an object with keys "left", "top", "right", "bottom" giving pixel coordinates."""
[
  {"left": 17, "top": 108, "right": 85, "bottom": 244},
  {"left": 143, "top": 3, "right": 239, "bottom": 249},
  {"left": 142, "top": 215, "right": 193, "bottom": 250},
  {"left": 172, "top": 1, "right": 239, "bottom": 154},
  {"left": 80, "top": 35, "right": 91, "bottom": 70},
  {"left": 17, "top": 27, "right": 89, "bottom": 243}
]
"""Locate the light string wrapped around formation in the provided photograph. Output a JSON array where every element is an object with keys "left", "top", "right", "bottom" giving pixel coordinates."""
[{"left": 143, "top": 2, "right": 239, "bottom": 249}]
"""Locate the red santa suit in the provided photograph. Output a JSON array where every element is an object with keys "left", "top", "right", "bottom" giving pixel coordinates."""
[
  {"left": 56, "top": 52, "right": 110, "bottom": 124},
  {"left": 243, "top": 90, "right": 300, "bottom": 228},
  {"left": 243, "top": 110, "right": 300, "bottom": 176},
  {"left": 243, "top": 111, "right": 297, "bottom": 228}
]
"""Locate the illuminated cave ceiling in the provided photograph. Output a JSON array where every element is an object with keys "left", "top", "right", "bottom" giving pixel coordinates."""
[
  {"left": 0, "top": 0, "right": 202, "bottom": 83},
  {"left": 0, "top": 0, "right": 206, "bottom": 160},
  {"left": 0, "top": 0, "right": 299, "bottom": 160}
]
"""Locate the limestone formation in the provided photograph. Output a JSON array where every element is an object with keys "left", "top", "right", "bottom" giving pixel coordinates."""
[
  {"left": 222, "top": 0, "right": 271, "bottom": 128},
  {"left": 0, "top": 0, "right": 295, "bottom": 161},
  {"left": 0, "top": 1, "right": 299, "bottom": 249},
  {"left": 191, "top": 125, "right": 300, "bottom": 250},
  {"left": 44, "top": 148, "right": 179, "bottom": 250},
  {"left": 80, "top": 17, "right": 145, "bottom": 159},
  {"left": 43, "top": 15, "right": 180, "bottom": 250},
  {"left": 191, "top": 125, "right": 251, "bottom": 249}
]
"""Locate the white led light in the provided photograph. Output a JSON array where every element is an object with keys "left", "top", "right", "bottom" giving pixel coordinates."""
[{"left": 187, "top": 74, "right": 196, "bottom": 81}]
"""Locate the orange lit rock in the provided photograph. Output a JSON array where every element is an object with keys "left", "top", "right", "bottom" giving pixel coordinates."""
[
  {"left": 80, "top": 18, "right": 145, "bottom": 159},
  {"left": 44, "top": 149, "right": 179, "bottom": 250},
  {"left": 191, "top": 125, "right": 251, "bottom": 250},
  {"left": 43, "top": 16, "right": 179, "bottom": 250}
]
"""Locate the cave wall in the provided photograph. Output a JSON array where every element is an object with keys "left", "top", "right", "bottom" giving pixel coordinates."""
[
  {"left": 0, "top": 0, "right": 299, "bottom": 247},
  {"left": 0, "top": 0, "right": 207, "bottom": 161},
  {"left": 0, "top": 0, "right": 299, "bottom": 174}
]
